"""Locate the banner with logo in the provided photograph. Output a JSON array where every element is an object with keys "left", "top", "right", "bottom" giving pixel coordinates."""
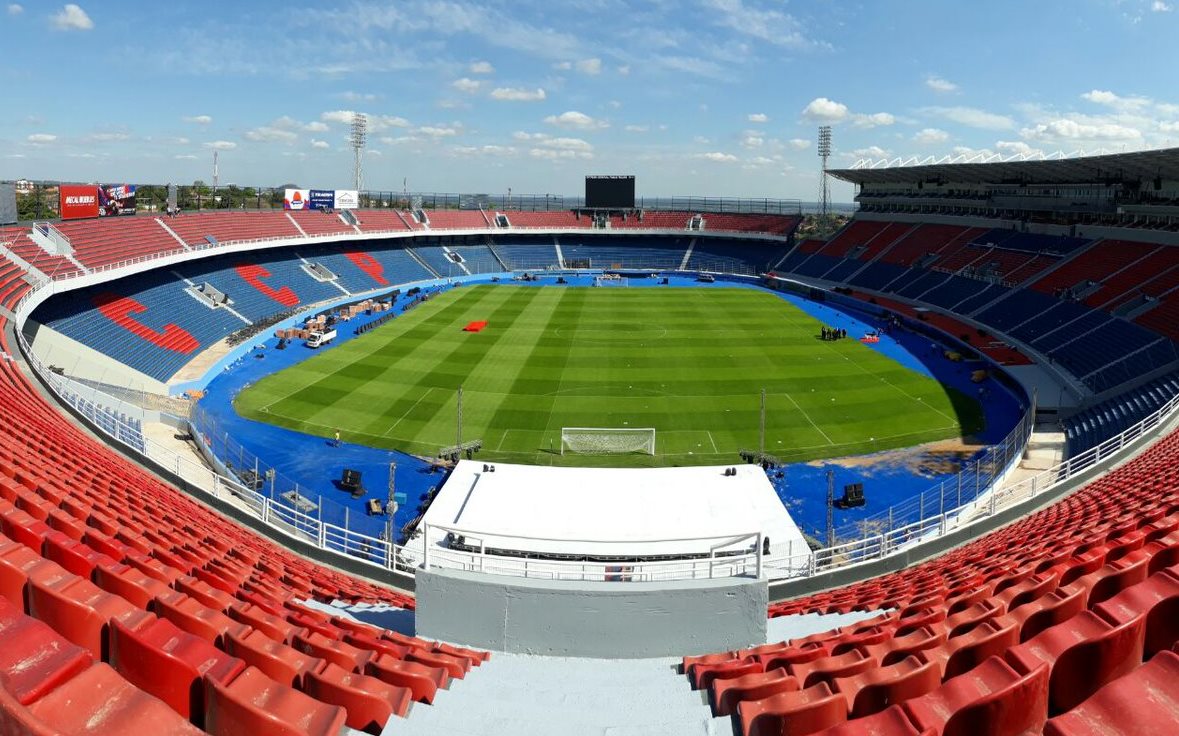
[
  {"left": 308, "top": 189, "right": 336, "bottom": 210},
  {"left": 98, "top": 184, "right": 136, "bottom": 217},
  {"left": 59, "top": 185, "right": 100, "bottom": 220},
  {"left": 283, "top": 188, "right": 311, "bottom": 210},
  {"left": 334, "top": 189, "right": 359, "bottom": 209}
]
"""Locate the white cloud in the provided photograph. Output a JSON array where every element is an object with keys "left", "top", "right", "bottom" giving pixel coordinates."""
[
  {"left": 26, "top": 133, "right": 56, "bottom": 144},
  {"left": 452, "top": 77, "right": 481, "bottom": 94},
  {"left": 416, "top": 124, "right": 461, "bottom": 138},
  {"left": 303, "top": 121, "right": 329, "bottom": 132},
  {"left": 543, "top": 110, "right": 608, "bottom": 131},
  {"left": 244, "top": 125, "right": 298, "bottom": 143},
  {"left": 851, "top": 146, "right": 890, "bottom": 159},
  {"left": 1080, "top": 89, "right": 1151, "bottom": 111},
  {"left": 7, "top": 4, "right": 22, "bottom": 15},
  {"left": 853, "top": 112, "right": 896, "bottom": 128},
  {"left": 183, "top": 115, "right": 213, "bottom": 125},
  {"left": 553, "top": 61, "right": 572, "bottom": 71},
  {"left": 925, "top": 76, "right": 958, "bottom": 93},
  {"left": 85, "top": 132, "right": 130, "bottom": 142},
  {"left": 452, "top": 144, "right": 517, "bottom": 157},
  {"left": 320, "top": 110, "right": 410, "bottom": 131},
  {"left": 695, "top": 152, "right": 739, "bottom": 163},
  {"left": 489, "top": 87, "right": 546, "bottom": 101},
  {"left": 515, "top": 134, "right": 595, "bottom": 160},
  {"left": 624, "top": 124, "right": 649, "bottom": 133},
  {"left": 310, "top": 139, "right": 330, "bottom": 149},
  {"left": 913, "top": 127, "right": 949, "bottom": 144},
  {"left": 702, "top": 0, "right": 817, "bottom": 49},
  {"left": 1021, "top": 118, "right": 1143, "bottom": 142},
  {"left": 1152, "top": 0, "right": 1172, "bottom": 11},
  {"left": 49, "top": 3, "right": 92, "bottom": 30},
  {"left": 922, "top": 106, "right": 1015, "bottom": 130},
  {"left": 801, "top": 97, "right": 849, "bottom": 122},
  {"left": 468, "top": 60, "right": 494, "bottom": 74},
  {"left": 617, "top": 65, "right": 630, "bottom": 76},
  {"left": 740, "top": 131, "right": 764, "bottom": 148},
  {"left": 575, "top": 58, "right": 602, "bottom": 75},
  {"left": 788, "top": 138, "right": 810, "bottom": 150},
  {"left": 747, "top": 113, "right": 769, "bottom": 123},
  {"left": 996, "top": 140, "right": 1041, "bottom": 155},
  {"left": 338, "top": 91, "right": 378, "bottom": 102},
  {"left": 203, "top": 140, "right": 237, "bottom": 150},
  {"left": 173, "top": 154, "right": 198, "bottom": 160}
]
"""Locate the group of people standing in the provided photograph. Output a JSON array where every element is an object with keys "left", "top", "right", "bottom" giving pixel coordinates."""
[{"left": 821, "top": 326, "right": 848, "bottom": 341}]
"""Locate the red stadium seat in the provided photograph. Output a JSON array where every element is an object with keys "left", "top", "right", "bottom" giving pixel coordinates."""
[
  {"left": 302, "top": 661, "right": 412, "bottom": 733},
  {"left": 14, "top": 662, "right": 204, "bottom": 735},
  {"left": 203, "top": 665, "right": 347, "bottom": 736},
  {"left": 0, "top": 594, "right": 92, "bottom": 705},
  {"left": 109, "top": 617, "right": 246, "bottom": 723},
  {"left": 902, "top": 657, "right": 1049, "bottom": 736},
  {"left": 738, "top": 682, "right": 848, "bottom": 736},
  {"left": 1003, "top": 609, "right": 1145, "bottom": 714},
  {"left": 224, "top": 628, "right": 322, "bottom": 687},
  {"left": 1042, "top": 651, "right": 1179, "bottom": 736}
]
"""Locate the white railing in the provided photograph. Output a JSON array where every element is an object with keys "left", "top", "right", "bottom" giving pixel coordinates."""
[
  {"left": 9, "top": 254, "right": 1179, "bottom": 585},
  {"left": 416, "top": 523, "right": 765, "bottom": 583}
]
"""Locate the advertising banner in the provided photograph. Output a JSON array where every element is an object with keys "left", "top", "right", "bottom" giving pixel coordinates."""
[
  {"left": 334, "top": 189, "right": 359, "bottom": 209},
  {"left": 308, "top": 189, "right": 336, "bottom": 210},
  {"left": 99, "top": 184, "right": 136, "bottom": 216},
  {"left": 59, "top": 185, "right": 100, "bottom": 220},
  {"left": 283, "top": 188, "right": 310, "bottom": 210}
]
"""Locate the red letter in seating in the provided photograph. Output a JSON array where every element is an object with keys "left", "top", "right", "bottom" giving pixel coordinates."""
[
  {"left": 93, "top": 293, "right": 199, "bottom": 354},
  {"left": 234, "top": 264, "right": 300, "bottom": 307},
  {"left": 344, "top": 251, "right": 388, "bottom": 286}
]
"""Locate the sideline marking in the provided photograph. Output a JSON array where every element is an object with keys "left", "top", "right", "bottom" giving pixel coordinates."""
[
  {"left": 783, "top": 392, "right": 835, "bottom": 446},
  {"left": 382, "top": 387, "right": 437, "bottom": 436}
]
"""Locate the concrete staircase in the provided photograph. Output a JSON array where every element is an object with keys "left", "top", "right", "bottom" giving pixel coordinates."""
[{"left": 389, "top": 652, "right": 734, "bottom": 736}]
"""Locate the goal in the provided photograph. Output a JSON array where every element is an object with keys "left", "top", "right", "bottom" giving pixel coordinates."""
[
  {"left": 593, "top": 275, "right": 629, "bottom": 287},
  {"left": 560, "top": 427, "right": 655, "bottom": 455}
]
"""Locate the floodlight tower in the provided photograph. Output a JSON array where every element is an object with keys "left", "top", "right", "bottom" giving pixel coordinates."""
[
  {"left": 351, "top": 112, "right": 368, "bottom": 192},
  {"left": 817, "top": 125, "right": 832, "bottom": 234}
]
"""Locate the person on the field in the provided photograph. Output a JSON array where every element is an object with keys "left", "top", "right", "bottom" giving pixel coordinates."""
[{"left": 333, "top": 430, "right": 341, "bottom": 448}]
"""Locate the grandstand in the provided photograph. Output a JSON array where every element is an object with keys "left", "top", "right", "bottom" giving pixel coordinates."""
[{"left": 0, "top": 146, "right": 1177, "bottom": 735}]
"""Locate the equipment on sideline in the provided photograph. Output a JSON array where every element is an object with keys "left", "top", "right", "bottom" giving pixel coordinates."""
[
  {"left": 593, "top": 275, "right": 629, "bottom": 287},
  {"left": 834, "top": 482, "right": 866, "bottom": 509},
  {"left": 561, "top": 427, "right": 656, "bottom": 455},
  {"left": 306, "top": 328, "right": 337, "bottom": 348}
]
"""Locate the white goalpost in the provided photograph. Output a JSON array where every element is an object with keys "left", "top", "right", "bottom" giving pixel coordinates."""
[{"left": 560, "top": 427, "right": 656, "bottom": 455}]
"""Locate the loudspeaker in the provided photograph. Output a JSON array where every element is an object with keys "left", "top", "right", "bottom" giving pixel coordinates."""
[{"left": 340, "top": 468, "right": 362, "bottom": 491}]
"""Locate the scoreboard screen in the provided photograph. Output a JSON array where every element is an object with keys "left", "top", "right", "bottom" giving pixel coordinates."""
[{"left": 585, "top": 175, "right": 636, "bottom": 209}]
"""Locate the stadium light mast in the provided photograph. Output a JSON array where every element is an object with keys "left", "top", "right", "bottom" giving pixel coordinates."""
[
  {"left": 817, "top": 126, "right": 832, "bottom": 235},
  {"left": 351, "top": 112, "right": 368, "bottom": 192}
]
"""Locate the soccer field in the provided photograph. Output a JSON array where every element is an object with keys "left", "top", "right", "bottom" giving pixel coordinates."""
[{"left": 235, "top": 285, "right": 983, "bottom": 467}]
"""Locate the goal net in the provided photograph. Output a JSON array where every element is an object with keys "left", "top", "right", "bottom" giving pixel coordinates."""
[
  {"left": 593, "top": 275, "right": 629, "bottom": 287},
  {"left": 561, "top": 427, "right": 655, "bottom": 455}
]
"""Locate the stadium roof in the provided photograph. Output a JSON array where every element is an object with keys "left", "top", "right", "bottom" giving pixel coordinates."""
[{"left": 829, "top": 147, "right": 1179, "bottom": 186}]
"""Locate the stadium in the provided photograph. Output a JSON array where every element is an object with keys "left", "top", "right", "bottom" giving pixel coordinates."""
[{"left": 3, "top": 4, "right": 1179, "bottom": 736}]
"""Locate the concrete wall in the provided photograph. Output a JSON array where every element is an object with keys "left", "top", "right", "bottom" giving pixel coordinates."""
[{"left": 416, "top": 567, "right": 767, "bottom": 658}]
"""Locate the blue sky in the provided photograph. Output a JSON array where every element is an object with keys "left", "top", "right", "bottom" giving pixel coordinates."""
[{"left": 2, "top": 1, "right": 1178, "bottom": 202}]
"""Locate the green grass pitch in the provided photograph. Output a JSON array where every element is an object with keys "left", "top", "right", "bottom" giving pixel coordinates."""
[{"left": 235, "top": 285, "right": 983, "bottom": 467}]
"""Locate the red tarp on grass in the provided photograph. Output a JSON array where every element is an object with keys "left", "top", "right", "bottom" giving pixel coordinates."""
[{"left": 464, "top": 321, "right": 488, "bottom": 332}]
